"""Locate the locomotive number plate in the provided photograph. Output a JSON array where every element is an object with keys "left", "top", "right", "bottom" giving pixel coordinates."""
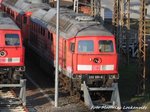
[{"left": 92, "top": 65, "right": 100, "bottom": 70}]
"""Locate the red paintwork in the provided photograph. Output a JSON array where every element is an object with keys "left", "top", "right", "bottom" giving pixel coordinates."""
[
  {"left": 1, "top": 4, "right": 31, "bottom": 44},
  {"left": 0, "top": 30, "right": 24, "bottom": 67},
  {"left": 51, "top": 35, "right": 118, "bottom": 75},
  {"left": 0, "top": 0, "right": 3, "bottom": 8},
  {"left": 2, "top": 3, "right": 118, "bottom": 76},
  {"left": 66, "top": 36, "right": 118, "bottom": 75}
]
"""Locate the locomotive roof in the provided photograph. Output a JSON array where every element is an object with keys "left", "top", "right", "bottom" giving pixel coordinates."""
[
  {"left": 15, "top": 2, "right": 50, "bottom": 12},
  {"left": 0, "top": 11, "right": 9, "bottom": 18},
  {"left": 2, "top": 0, "right": 113, "bottom": 38},
  {"left": 0, "top": 16, "right": 20, "bottom": 30},
  {"left": 31, "top": 8, "right": 113, "bottom": 39},
  {"left": 31, "top": 9, "right": 48, "bottom": 28},
  {"left": 2, "top": 0, "right": 25, "bottom": 14},
  {"left": 2, "top": 0, "right": 50, "bottom": 14},
  {"left": 3, "top": 0, "right": 18, "bottom": 6}
]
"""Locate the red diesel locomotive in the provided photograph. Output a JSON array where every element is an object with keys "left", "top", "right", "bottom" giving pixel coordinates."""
[
  {"left": 0, "top": 11, "right": 25, "bottom": 83},
  {"left": 29, "top": 8, "right": 118, "bottom": 93},
  {"left": 1, "top": 0, "right": 118, "bottom": 94},
  {"left": 1, "top": 0, "right": 50, "bottom": 44}
]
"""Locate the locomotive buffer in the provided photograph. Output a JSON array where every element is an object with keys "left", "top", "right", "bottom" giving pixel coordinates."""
[{"left": 81, "top": 81, "right": 121, "bottom": 109}]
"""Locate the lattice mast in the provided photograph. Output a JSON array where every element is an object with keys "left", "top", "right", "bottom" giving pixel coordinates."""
[
  {"left": 74, "top": 0, "right": 101, "bottom": 17},
  {"left": 119, "top": 0, "right": 130, "bottom": 64},
  {"left": 112, "top": 0, "right": 120, "bottom": 49},
  {"left": 74, "top": 0, "right": 79, "bottom": 13},
  {"left": 138, "top": 0, "right": 146, "bottom": 95},
  {"left": 91, "top": 0, "right": 101, "bottom": 17}
]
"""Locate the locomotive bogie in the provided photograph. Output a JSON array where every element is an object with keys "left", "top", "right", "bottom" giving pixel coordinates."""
[{"left": 0, "top": 66, "right": 24, "bottom": 83}]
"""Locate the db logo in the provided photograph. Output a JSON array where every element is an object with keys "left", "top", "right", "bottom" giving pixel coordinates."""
[{"left": 0, "top": 51, "right": 7, "bottom": 57}]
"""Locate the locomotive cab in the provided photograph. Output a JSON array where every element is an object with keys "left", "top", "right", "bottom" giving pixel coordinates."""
[
  {"left": 71, "top": 36, "right": 118, "bottom": 79},
  {"left": 0, "top": 16, "right": 25, "bottom": 83},
  {"left": 0, "top": 32, "right": 24, "bottom": 66}
]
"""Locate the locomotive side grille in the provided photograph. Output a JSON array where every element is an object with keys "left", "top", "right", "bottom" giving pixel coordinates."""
[{"left": 0, "top": 57, "right": 20, "bottom": 63}]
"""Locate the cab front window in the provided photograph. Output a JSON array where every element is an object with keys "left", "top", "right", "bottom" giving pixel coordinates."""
[
  {"left": 99, "top": 40, "right": 114, "bottom": 52},
  {"left": 5, "top": 34, "right": 20, "bottom": 46},
  {"left": 78, "top": 40, "right": 94, "bottom": 52}
]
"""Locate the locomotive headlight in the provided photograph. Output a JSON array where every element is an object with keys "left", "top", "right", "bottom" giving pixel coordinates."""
[{"left": 0, "top": 51, "right": 7, "bottom": 57}]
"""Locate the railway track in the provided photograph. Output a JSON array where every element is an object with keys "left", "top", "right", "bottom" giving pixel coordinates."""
[
  {"left": 0, "top": 89, "right": 28, "bottom": 112},
  {"left": 0, "top": 79, "right": 37, "bottom": 112},
  {"left": 0, "top": 89, "right": 37, "bottom": 112}
]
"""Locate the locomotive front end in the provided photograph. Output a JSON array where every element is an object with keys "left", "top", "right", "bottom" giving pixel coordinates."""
[
  {"left": 0, "top": 16, "right": 25, "bottom": 83},
  {"left": 72, "top": 36, "right": 118, "bottom": 78}
]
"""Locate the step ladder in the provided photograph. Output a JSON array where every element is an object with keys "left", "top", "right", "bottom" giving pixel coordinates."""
[{"left": 81, "top": 81, "right": 121, "bottom": 109}]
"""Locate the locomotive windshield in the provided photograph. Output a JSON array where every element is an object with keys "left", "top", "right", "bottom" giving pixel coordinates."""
[
  {"left": 78, "top": 40, "right": 94, "bottom": 52},
  {"left": 5, "top": 34, "right": 20, "bottom": 46},
  {"left": 99, "top": 40, "right": 114, "bottom": 52}
]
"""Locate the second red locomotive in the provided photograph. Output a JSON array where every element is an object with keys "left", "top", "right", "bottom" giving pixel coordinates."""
[
  {"left": 0, "top": 11, "right": 25, "bottom": 83},
  {"left": 28, "top": 8, "right": 118, "bottom": 93}
]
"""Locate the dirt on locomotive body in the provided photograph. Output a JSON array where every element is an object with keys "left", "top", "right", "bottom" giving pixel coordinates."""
[
  {"left": 0, "top": 11, "right": 25, "bottom": 84},
  {"left": 1, "top": 0, "right": 120, "bottom": 109}
]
